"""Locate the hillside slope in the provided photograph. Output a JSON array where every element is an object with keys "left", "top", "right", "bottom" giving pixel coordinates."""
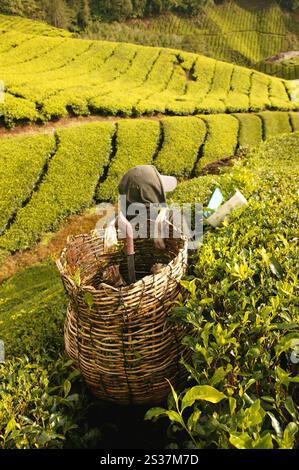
[
  {"left": 0, "top": 14, "right": 71, "bottom": 38},
  {"left": 83, "top": 1, "right": 299, "bottom": 79},
  {"left": 0, "top": 15, "right": 297, "bottom": 126}
]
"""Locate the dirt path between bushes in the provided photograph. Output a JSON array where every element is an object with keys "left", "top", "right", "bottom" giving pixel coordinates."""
[
  {"left": 0, "top": 210, "right": 100, "bottom": 284},
  {"left": 0, "top": 114, "right": 162, "bottom": 138}
]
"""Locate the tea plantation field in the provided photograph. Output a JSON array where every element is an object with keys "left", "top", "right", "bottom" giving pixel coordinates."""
[
  {"left": 0, "top": 11, "right": 298, "bottom": 450},
  {"left": 0, "top": 14, "right": 298, "bottom": 127},
  {"left": 0, "top": 110, "right": 298, "bottom": 262},
  {"left": 84, "top": 1, "right": 299, "bottom": 79},
  {"left": 0, "top": 14, "right": 71, "bottom": 38},
  {"left": 0, "top": 131, "right": 298, "bottom": 448}
]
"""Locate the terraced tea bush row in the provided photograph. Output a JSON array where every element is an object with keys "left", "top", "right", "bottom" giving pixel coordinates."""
[
  {"left": 171, "top": 131, "right": 299, "bottom": 209},
  {"left": 196, "top": 114, "right": 239, "bottom": 171},
  {"left": 97, "top": 120, "right": 160, "bottom": 201},
  {"left": 257, "top": 62, "right": 299, "bottom": 80},
  {"left": 258, "top": 111, "right": 292, "bottom": 139},
  {"left": 89, "top": 47, "right": 161, "bottom": 116},
  {"left": 89, "top": 48, "right": 179, "bottom": 117},
  {"left": 0, "top": 112, "right": 298, "bottom": 256},
  {"left": 0, "top": 134, "right": 55, "bottom": 235},
  {"left": 0, "top": 19, "right": 297, "bottom": 126},
  {"left": 233, "top": 113, "right": 263, "bottom": 148},
  {"left": 250, "top": 73, "right": 271, "bottom": 111},
  {"left": 0, "top": 14, "right": 71, "bottom": 37},
  {"left": 269, "top": 77, "right": 292, "bottom": 109},
  {"left": 0, "top": 122, "right": 114, "bottom": 252},
  {"left": 155, "top": 117, "right": 207, "bottom": 178},
  {"left": 3, "top": 92, "right": 40, "bottom": 128},
  {"left": 100, "top": 111, "right": 294, "bottom": 192}
]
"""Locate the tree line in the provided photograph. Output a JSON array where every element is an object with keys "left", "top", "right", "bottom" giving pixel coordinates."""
[{"left": 0, "top": 1, "right": 298, "bottom": 30}]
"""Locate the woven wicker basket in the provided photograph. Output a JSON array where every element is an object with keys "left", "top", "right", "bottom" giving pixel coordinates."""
[{"left": 56, "top": 231, "right": 189, "bottom": 405}]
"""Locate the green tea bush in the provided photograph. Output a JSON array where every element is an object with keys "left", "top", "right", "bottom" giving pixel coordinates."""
[
  {"left": 0, "top": 14, "right": 71, "bottom": 37},
  {"left": 250, "top": 73, "right": 271, "bottom": 111},
  {"left": 289, "top": 112, "right": 299, "bottom": 131},
  {"left": 209, "top": 61, "right": 234, "bottom": 101},
  {"left": 230, "top": 67, "right": 251, "bottom": 95},
  {"left": 155, "top": 117, "right": 207, "bottom": 178},
  {"left": 97, "top": 119, "right": 160, "bottom": 201},
  {"left": 2, "top": 93, "right": 39, "bottom": 127},
  {"left": 169, "top": 174, "right": 220, "bottom": 207},
  {"left": 0, "top": 20, "right": 296, "bottom": 125},
  {"left": 0, "top": 263, "right": 101, "bottom": 449},
  {"left": 269, "top": 78, "right": 292, "bottom": 110},
  {"left": 225, "top": 67, "right": 251, "bottom": 112},
  {"left": 234, "top": 113, "right": 263, "bottom": 148},
  {"left": 195, "top": 115, "right": 239, "bottom": 172},
  {"left": 0, "top": 122, "right": 114, "bottom": 251},
  {"left": 0, "top": 134, "right": 55, "bottom": 235},
  {"left": 146, "top": 132, "right": 299, "bottom": 449},
  {"left": 82, "top": 3, "right": 298, "bottom": 79},
  {"left": 197, "top": 61, "right": 236, "bottom": 114},
  {"left": 258, "top": 111, "right": 292, "bottom": 139},
  {"left": 186, "top": 56, "right": 216, "bottom": 99},
  {"left": 226, "top": 93, "right": 250, "bottom": 113}
]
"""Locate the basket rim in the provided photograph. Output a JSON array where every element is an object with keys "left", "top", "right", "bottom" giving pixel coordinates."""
[{"left": 56, "top": 232, "right": 188, "bottom": 294}]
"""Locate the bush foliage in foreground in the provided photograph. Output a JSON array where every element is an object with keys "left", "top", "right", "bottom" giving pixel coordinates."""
[
  {"left": 0, "top": 264, "right": 99, "bottom": 449},
  {"left": 147, "top": 132, "right": 299, "bottom": 449},
  {"left": 0, "top": 132, "right": 298, "bottom": 449}
]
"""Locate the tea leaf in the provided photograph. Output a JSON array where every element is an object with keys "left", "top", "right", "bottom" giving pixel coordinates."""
[{"left": 181, "top": 385, "right": 226, "bottom": 411}]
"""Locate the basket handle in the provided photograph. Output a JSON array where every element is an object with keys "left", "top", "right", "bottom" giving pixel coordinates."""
[{"left": 117, "top": 212, "right": 136, "bottom": 284}]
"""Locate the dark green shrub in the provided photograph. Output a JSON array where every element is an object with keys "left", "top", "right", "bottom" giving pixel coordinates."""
[
  {"left": 146, "top": 132, "right": 299, "bottom": 449},
  {"left": 0, "top": 262, "right": 101, "bottom": 449}
]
